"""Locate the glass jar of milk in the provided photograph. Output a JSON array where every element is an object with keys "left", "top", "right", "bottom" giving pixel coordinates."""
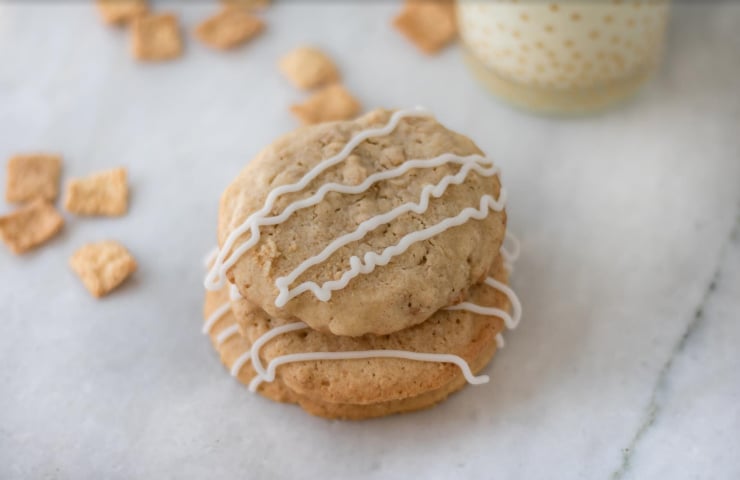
[{"left": 458, "top": 0, "right": 670, "bottom": 114}]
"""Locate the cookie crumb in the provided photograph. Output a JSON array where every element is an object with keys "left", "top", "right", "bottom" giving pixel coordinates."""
[
  {"left": 131, "top": 13, "right": 183, "bottom": 61},
  {"left": 0, "top": 199, "right": 64, "bottom": 255},
  {"left": 96, "top": 0, "right": 148, "bottom": 26},
  {"left": 195, "top": 7, "right": 264, "bottom": 50},
  {"left": 220, "top": 0, "right": 271, "bottom": 11},
  {"left": 64, "top": 167, "right": 129, "bottom": 217},
  {"left": 290, "top": 84, "right": 361, "bottom": 125},
  {"left": 69, "top": 241, "right": 137, "bottom": 298},
  {"left": 5, "top": 153, "right": 62, "bottom": 204},
  {"left": 393, "top": 0, "right": 457, "bottom": 55},
  {"left": 279, "top": 47, "right": 340, "bottom": 90}
]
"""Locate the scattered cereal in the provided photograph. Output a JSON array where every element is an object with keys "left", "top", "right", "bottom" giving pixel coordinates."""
[
  {"left": 64, "top": 167, "right": 129, "bottom": 217},
  {"left": 96, "top": 0, "right": 148, "bottom": 26},
  {"left": 5, "top": 153, "right": 62, "bottom": 204},
  {"left": 279, "top": 46, "right": 340, "bottom": 90},
  {"left": 290, "top": 84, "right": 361, "bottom": 125},
  {"left": 0, "top": 199, "right": 64, "bottom": 255},
  {"left": 220, "top": 0, "right": 271, "bottom": 11},
  {"left": 69, "top": 241, "right": 137, "bottom": 298},
  {"left": 195, "top": 7, "right": 265, "bottom": 51},
  {"left": 393, "top": 0, "right": 457, "bottom": 55},
  {"left": 131, "top": 13, "right": 183, "bottom": 62}
]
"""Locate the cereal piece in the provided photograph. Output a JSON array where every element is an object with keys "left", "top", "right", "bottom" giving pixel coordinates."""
[
  {"left": 69, "top": 241, "right": 137, "bottom": 298},
  {"left": 5, "top": 153, "right": 62, "bottom": 203},
  {"left": 64, "top": 167, "right": 128, "bottom": 217},
  {"left": 131, "top": 13, "right": 183, "bottom": 62},
  {"left": 279, "top": 47, "right": 340, "bottom": 90},
  {"left": 0, "top": 199, "right": 64, "bottom": 255},
  {"left": 96, "top": 0, "right": 148, "bottom": 26},
  {"left": 220, "top": 0, "right": 271, "bottom": 11},
  {"left": 195, "top": 7, "right": 264, "bottom": 50},
  {"left": 290, "top": 84, "right": 361, "bottom": 125},
  {"left": 393, "top": 0, "right": 457, "bottom": 55}
]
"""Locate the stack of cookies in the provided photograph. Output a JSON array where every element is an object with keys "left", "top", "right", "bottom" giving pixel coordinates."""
[{"left": 202, "top": 108, "right": 521, "bottom": 420}]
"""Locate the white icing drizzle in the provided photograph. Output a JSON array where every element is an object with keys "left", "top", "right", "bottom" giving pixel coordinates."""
[
  {"left": 274, "top": 158, "right": 503, "bottom": 306},
  {"left": 248, "top": 348, "right": 489, "bottom": 392},
  {"left": 202, "top": 302, "right": 231, "bottom": 335},
  {"left": 500, "top": 230, "right": 521, "bottom": 272},
  {"left": 216, "top": 324, "right": 240, "bottom": 346},
  {"left": 204, "top": 107, "right": 433, "bottom": 291},
  {"left": 445, "top": 277, "right": 522, "bottom": 330},
  {"left": 495, "top": 333, "right": 505, "bottom": 349},
  {"left": 203, "top": 285, "right": 242, "bottom": 335},
  {"left": 203, "top": 246, "right": 219, "bottom": 268}
]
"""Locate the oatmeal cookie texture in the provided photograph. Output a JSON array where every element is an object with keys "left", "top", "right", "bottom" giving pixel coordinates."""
[{"left": 216, "top": 109, "right": 506, "bottom": 336}]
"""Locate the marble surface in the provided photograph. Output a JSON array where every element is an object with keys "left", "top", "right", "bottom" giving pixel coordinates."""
[{"left": 1, "top": 3, "right": 738, "bottom": 479}]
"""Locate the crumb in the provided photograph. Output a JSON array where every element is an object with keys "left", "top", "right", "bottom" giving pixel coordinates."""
[
  {"left": 393, "top": 0, "right": 457, "bottom": 55},
  {"left": 195, "top": 7, "right": 264, "bottom": 50},
  {"left": 290, "top": 84, "right": 361, "bottom": 125},
  {"left": 64, "top": 167, "right": 128, "bottom": 217},
  {"left": 279, "top": 46, "right": 340, "bottom": 90},
  {"left": 5, "top": 153, "right": 62, "bottom": 204},
  {"left": 0, "top": 199, "right": 64, "bottom": 254},
  {"left": 96, "top": 0, "right": 148, "bottom": 26},
  {"left": 69, "top": 241, "right": 137, "bottom": 298},
  {"left": 131, "top": 13, "right": 183, "bottom": 61}
]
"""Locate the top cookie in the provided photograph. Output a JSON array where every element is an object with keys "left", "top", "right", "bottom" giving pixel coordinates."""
[{"left": 214, "top": 109, "right": 507, "bottom": 336}]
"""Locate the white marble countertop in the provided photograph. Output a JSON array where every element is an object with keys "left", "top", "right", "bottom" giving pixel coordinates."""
[{"left": 1, "top": 3, "right": 738, "bottom": 479}]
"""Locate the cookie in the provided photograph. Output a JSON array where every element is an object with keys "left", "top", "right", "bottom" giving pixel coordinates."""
[
  {"left": 69, "top": 241, "right": 137, "bottom": 297},
  {"left": 5, "top": 153, "right": 62, "bottom": 204},
  {"left": 0, "top": 199, "right": 64, "bottom": 254},
  {"left": 289, "top": 84, "right": 361, "bottom": 125},
  {"left": 131, "top": 13, "right": 183, "bottom": 62},
  {"left": 208, "top": 108, "right": 507, "bottom": 337},
  {"left": 203, "top": 256, "right": 515, "bottom": 419},
  {"left": 393, "top": 0, "right": 457, "bottom": 55},
  {"left": 195, "top": 7, "right": 264, "bottom": 51},
  {"left": 96, "top": 0, "right": 148, "bottom": 26},
  {"left": 64, "top": 167, "right": 128, "bottom": 217},
  {"left": 279, "top": 47, "right": 340, "bottom": 90}
]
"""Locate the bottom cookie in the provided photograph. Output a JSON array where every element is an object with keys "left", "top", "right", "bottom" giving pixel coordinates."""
[{"left": 202, "top": 256, "right": 519, "bottom": 420}]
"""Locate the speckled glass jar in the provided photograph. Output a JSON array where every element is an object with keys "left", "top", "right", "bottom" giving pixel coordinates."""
[{"left": 458, "top": 0, "right": 670, "bottom": 114}]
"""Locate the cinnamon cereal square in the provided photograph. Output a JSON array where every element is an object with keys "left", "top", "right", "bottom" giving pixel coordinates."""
[
  {"left": 279, "top": 46, "right": 340, "bottom": 90},
  {"left": 393, "top": 0, "right": 457, "bottom": 55},
  {"left": 220, "top": 0, "right": 271, "bottom": 11},
  {"left": 5, "top": 153, "right": 62, "bottom": 203},
  {"left": 64, "top": 167, "right": 128, "bottom": 217},
  {"left": 0, "top": 199, "right": 64, "bottom": 255},
  {"left": 69, "top": 241, "right": 137, "bottom": 298},
  {"left": 290, "top": 84, "right": 361, "bottom": 125},
  {"left": 195, "top": 7, "right": 264, "bottom": 50},
  {"left": 96, "top": 0, "right": 148, "bottom": 26},
  {"left": 131, "top": 13, "right": 183, "bottom": 61}
]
